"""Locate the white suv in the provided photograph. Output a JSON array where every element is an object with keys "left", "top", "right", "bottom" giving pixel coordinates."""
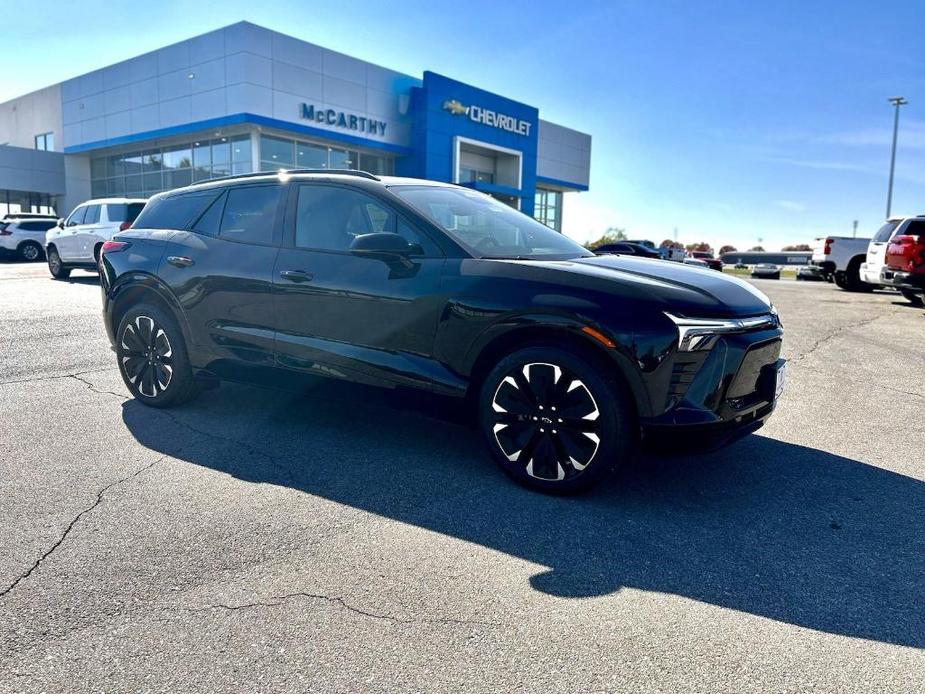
[
  {"left": 45, "top": 198, "right": 146, "bottom": 279},
  {"left": 859, "top": 217, "right": 917, "bottom": 287},
  {"left": 0, "top": 217, "right": 59, "bottom": 261}
]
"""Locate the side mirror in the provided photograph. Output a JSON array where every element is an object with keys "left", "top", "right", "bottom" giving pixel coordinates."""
[
  {"left": 350, "top": 232, "right": 422, "bottom": 259},
  {"left": 57, "top": 219, "right": 64, "bottom": 229}
]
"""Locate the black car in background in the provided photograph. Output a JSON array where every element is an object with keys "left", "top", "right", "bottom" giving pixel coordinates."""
[
  {"left": 593, "top": 242, "right": 661, "bottom": 258},
  {"left": 100, "top": 171, "right": 785, "bottom": 493}
]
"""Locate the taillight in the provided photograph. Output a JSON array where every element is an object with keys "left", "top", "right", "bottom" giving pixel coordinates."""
[
  {"left": 101, "top": 240, "right": 130, "bottom": 254},
  {"left": 119, "top": 221, "right": 131, "bottom": 231},
  {"left": 823, "top": 238, "right": 833, "bottom": 255}
]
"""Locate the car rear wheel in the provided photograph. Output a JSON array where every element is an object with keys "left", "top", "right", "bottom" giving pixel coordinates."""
[
  {"left": 46, "top": 247, "right": 71, "bottom": 279},
  {"left": 18, "top": 241, "right": 43, "bottom": 262},
  {"left": 116, "top": 304, "right": 200, "bottom": 408},
  {"left": 478, "top": 346, "right": 634, "bottom": 493},
  {"left": 843, "top": 258, "right": 875, "bottom": 292},
  {"left": 900, "top": 289, "right": 924, "bottom": 307}
]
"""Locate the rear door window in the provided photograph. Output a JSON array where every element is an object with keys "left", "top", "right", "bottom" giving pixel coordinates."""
[
  {"left": 83, "top": 205, "right": 101, "bottom": 224},
  {"left": 219, "top": 185, "right": 281, "bottom": 245},
  {"left": 19, "top": 221, "right": 57, "bottom": 232},
  {"left": 903, "top": 220, "right": 925, "bottom": 238},
  {"left": 874, "top": 221, "right": 899, "bottom": 242},
  {"left": 133, "top": 191, "right": 221, "bottom": 230}
]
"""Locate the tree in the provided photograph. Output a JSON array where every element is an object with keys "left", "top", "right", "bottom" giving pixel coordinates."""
[
  {"left": 719, "top": 245, "right": 737, "bottom": 254},
  {"left": 749, "top": 245, "right": 766, "bottom": 252},
  {"left": 583, "top": 227, "right": 627, "bottom": 251},
  {"left": 685, "top": 242, "right": 712, "bottom": 253},
  {"left": 781, "top": 244, "right": 812, "bottom": 251},
  {"left": 660, "top": 239, "right": 683, "bottom": 249}
]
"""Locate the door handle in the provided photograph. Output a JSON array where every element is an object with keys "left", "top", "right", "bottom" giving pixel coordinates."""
[
  {"left": 280, "top": 269, "right": 313, "bottom": 283},
  {"left": 167, "top": 255, "right": 195, "bottom": 268}
]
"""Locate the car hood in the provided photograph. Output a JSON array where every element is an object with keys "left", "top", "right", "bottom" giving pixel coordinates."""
[{"left": 490, "top": 254, "right": 773, "bottom": 317}]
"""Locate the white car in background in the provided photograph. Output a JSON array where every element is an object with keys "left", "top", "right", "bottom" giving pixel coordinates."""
[
  {"left": 0, "top": 217, "right": 59, "bottom": 261},
  {"left": 860, "top": 216, "right": 924, "bottom": 287},
  {"left": 45, "top": 198, "right": 146, "bottom": 279}
]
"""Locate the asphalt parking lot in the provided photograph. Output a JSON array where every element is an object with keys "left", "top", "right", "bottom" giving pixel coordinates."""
[{"left": 1, "top": 261, "right": 923, "bottom": 693}]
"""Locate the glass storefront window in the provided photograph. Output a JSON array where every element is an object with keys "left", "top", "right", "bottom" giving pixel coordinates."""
[
  {"left": 534, "top": 188, "right": 563, "bottom": 232},
  {"left": 297, "top": 143, "right": 327, "bottom": 168},
  {"left": 162, "top": 144, "right": 192, "bottom": 170},
  {"left": 260, "top": 135, "right": 294, "bottom": 169}
]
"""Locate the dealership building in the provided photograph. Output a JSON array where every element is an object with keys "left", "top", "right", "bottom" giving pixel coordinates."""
[{"left": 0, "top": 21, "right": 591, "bottom": 231}]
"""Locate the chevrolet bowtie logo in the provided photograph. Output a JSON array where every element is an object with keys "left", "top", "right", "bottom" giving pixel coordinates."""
[{"left": 442, "top": 99, "right": 468, "bottom": 116}]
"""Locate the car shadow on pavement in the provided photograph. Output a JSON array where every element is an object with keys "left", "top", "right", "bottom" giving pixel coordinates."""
[{"left": 121, "top": 381, "right": 924, "bottom": 648}]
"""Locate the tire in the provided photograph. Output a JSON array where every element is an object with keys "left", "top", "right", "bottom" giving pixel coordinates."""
[
  {"left": 46, "top": 246, "right": 71, "bottom": 279},
  {"left": 478, "top": 345, "right": 634, "bottom": 494},
  {"left": 18, "top": 241, "right": 44, "bottom": 262},
  {"left": 843, "top": 258, "right": 875, "bottom": 292},
  {"left": 115, "top": 303, "right": 200, "bottom": 408},
  {"left": 901, "top": 289, "right": 924, "bottom": 307}
]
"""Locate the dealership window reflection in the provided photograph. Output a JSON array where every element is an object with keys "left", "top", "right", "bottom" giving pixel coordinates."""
[{"left": 258, "top": 134, "right": 394, "bottom": 176}]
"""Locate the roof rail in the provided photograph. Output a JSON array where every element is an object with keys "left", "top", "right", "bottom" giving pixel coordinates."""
[{"left": 203, "top": 168, "right": 380, "bottom": 185}]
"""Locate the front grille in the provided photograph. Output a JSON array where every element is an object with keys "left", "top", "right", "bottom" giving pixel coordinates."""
[
  {"left": 668, "top": 359, "right": 701, "bottom": 403},
  {"left": 726, "top": 339, "right": 782, "bottom": 400}
]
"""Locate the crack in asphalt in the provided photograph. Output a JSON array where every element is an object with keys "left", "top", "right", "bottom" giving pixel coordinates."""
[
  {"left": 0, "top": 366, "right": 115, "bottom": 388},
  {"left": 0, "top": 455, "right": 168, "bottom": 600},
  {"left": 191, "top": 592, "right": 503, "bottom": 628},
  {"left": 789, "top": 312, "right": 895, "bottom": 363},
  {"left": 68, "top": 372, "right": 128, "bottom": 399}
]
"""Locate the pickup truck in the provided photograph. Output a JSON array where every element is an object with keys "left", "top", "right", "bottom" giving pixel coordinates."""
[{"left": 811, "top": 235, "right": 874, "bottom": 291}]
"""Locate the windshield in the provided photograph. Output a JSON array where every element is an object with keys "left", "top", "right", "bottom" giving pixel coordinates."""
[{"left": 391, "top": 185, "right": 592, "bottom": 259}]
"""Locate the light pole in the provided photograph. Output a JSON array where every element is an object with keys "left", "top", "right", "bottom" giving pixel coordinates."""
[{"left": 886, "top": 96, "right": 908, "bottom": 220}]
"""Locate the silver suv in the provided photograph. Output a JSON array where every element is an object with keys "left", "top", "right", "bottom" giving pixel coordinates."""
[{"left": 0, "top": 217, "right": 58, "bottom": 261}]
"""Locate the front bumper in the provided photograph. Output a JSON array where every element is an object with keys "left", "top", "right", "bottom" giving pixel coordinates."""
[
  {"left": 640, "top": 324, "right": 785, "bottom": 446},
  {"left": 880, "top": 268, "right": 925, "bottom": 292}
]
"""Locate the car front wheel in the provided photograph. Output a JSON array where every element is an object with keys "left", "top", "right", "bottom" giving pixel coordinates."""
[
  {"left": 116, "top": 304, "right": 200, "bottom": 407},
  {"left": 901, "top": 289, "right": 924, "bottom": 307},
  {"left": 478, "top": 346, "right": 634, "bottom": 493},
  {"left": 19, "top": 241, "right": 43, "bottom": 262},
  {"left": 46, "top": 247, "right": 71, "bottom": 279}
]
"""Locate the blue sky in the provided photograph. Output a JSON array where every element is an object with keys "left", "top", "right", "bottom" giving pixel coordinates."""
[{"left": 3, "top": 0, "right": 924, "bottom": 250}]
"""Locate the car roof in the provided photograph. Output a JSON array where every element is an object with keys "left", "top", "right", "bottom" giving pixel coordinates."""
[{"left": 78, "top": 197, "right": 148, "bottom": 205}]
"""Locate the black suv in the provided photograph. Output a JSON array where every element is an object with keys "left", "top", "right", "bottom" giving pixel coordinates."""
[{"left": 100, "top": 170, "right": 784, "bottom": 493}]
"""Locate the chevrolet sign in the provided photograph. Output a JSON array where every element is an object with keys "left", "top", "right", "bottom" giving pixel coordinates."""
[{"left": 442, "top": 99, "right": 532, "bottom": 136}]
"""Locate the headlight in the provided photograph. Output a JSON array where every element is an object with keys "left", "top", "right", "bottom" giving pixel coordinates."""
[{"left": 665, "top": 312, "right": 778, "bottom": 351}]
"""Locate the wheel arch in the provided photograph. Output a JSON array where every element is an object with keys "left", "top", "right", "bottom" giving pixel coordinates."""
[
  {"left": 465, "top": 322, "right": 652, "bottom": 418},
  {"left": 109, "top": 274, "right": 193, "bottom": 350}
]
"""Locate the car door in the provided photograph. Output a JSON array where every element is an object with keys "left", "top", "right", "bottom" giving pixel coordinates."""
[
  {"left": 158, "top": 184, "right": 283, "bottom": 369},
  {"left": 58, "top": 205, "right": 87, "bottom": 260},
  {"left": 74, "top": 203, "right": 102, "bottom": 260},
  {"left": 273, "top": 182, "right": 446, "bottom": 390},
  {"left": 867, "top": 220, "right": 901, "bottom": 277}
]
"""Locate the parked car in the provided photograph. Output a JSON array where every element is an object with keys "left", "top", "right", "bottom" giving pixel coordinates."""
[
  {"left": 689, "top": 251, "right": 723, "bottom": 271},
  {"left": 45, "top": 198, "right": 146, "bottom": 278},
  {"left": 593, "top": 242, "right": 661, "bottom": 258},
  {"left": 880, "top": 223, "right": 925, "bottom": 307},
  {"left": 682, "top": 257, "right": 710, "bottom": 268},
  {"left": 2, "top": 212, "right": 58, "bottom": 221},
  {"left": 0, "top": 217, "right": 58, "bottom": 261},
  {"left": 751, "top": 263, "right": 781, "bottom": 280},
  {"left": 811, "top": 234, "right": 872, "bottom": 290},
  {"left": 795, "top": 265, "right": 825, "bottom": 281},
  {"left": 734, "top": 262, "right": 748, "bottom": 270},
  {"left": 99, "top": 171, "right": 784, "bottom": 494},
  {"left": 861, "top": 216, "right": 923, "bottom": 291}
]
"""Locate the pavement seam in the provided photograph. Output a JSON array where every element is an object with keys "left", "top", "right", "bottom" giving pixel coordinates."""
[
  {"left": 0, "top": 454, "right": 169, "bottom": 600},
  {"left": 190, "top": 592, "right": 504, "bottom": 628},
  {"left": 0, "top": 366, "right": 116, "bottom": 388},
  {"left": 789, "top": 311, "right": 898, "bottom": 363}
]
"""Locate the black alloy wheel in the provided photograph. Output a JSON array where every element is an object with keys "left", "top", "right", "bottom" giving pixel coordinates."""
[
  {"left": 116, "top": 305, "right": 200, "bottom": 407},
  {"left": 120, "top": 315, "right": 174, "bottom": 398},
  {"left": 19, "top": 242, "right": 42, "bottom": 261},
  {"left": 479, "top": 346, "right": 633, "bottom": 493}
]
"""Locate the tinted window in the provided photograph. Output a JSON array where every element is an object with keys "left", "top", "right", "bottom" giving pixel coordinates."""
[
  {"left": 392, "top": 185, "right": 591, "bottom": 259},
  {"left": 295, "top": 185, "right": 436, "bottom": 254},
  {"left": 66, "top": 206, "right": 86, "bottom": 226},
  {"left": 19, "top": 221, "right": 56, "bottom": 231},
  {"left": 874, "top": 221, "right": 900, "bottom": 242},
  {"left": 84, "top": 205, "right": 101, "bottom": 224},
  {"left": 191, "top": 192, "right": 226, "bottom": 236},
  {"left": 219, "top": 185, "right": 280, "bottom": 244},
  {"left": 106, "top": 202, "right": 146, "bottom": 224},
  {"left": 133, "top": 191, "right": 221, "bottom": 230}
]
